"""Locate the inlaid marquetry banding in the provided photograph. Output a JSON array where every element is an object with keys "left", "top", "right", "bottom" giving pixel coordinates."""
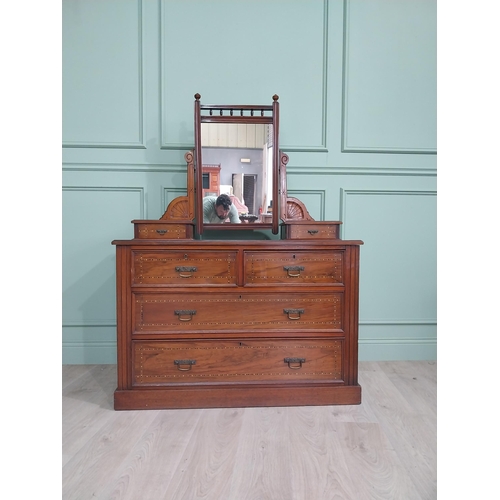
[
  {"left": 137, "top": 371, "right": 342, "bottom": 380},
  {"left": 246, "top": 253, "right": 343, "bottom": 282},
  {"left": 138, "top": 227, "right": 184, "bottom": 233},
  {"left": 136, "top": 320, "right": 342, "bottom": 329},
  {"left": 135, "top": 342, "right": 343, "bottom": 383},
  {"left": 138, "top": 344, "right": 341, "bottom": 351},
  {"left": 134, "top": 254, "right": 237, "bottom": 282},
  {"left": 139, "top": 321, "right": 341, "bottom": 328},
  {"left": 137, "top": 258, "right": 234, "bottom": 264},
  {"left": 135, "top": 255, "right": 236, "bottom": 283},
  {"left": 138, "top": 275, "right": 234, "bottom": 280},
  {"left": 137, "top": 256, "right": 235, "bottom": 263},
  {"left": 136, "top": 295, "right": 342, "bottom": 328},
  {"left": 137, "top": 297, "right": 340, "bottom": 304},
  {"left": 255, "top": 259, "right": 340, "bottom": 263}
]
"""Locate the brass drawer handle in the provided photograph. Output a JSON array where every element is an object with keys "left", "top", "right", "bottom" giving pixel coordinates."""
[
  {"left": 174, "top": 359, "right": 196, "bottom": 371},
  {"left": 284, "top": 357, "right": 306, "bottom": 369},
  {"left": 175, "top": 266, "right": 198, "bottom": 278},
  {"left": 174, "top": 310, "right": 197, "bottom": 321},
  {"left": 307, "top": 230, "right": 319, "bottom": 235},
  {"left": 156, "top": 229, "right": 168, "bottom": 235},
  {"left": 283, "top": 308, "right": 304, "bottom": 320},
  {"left": 283, "top": 265, "right": 304, "bottom": 277}
]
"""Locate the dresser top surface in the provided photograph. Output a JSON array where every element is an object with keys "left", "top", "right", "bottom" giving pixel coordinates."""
[{"left": 112, "top": 238, "right": 364, "bottom": 248}]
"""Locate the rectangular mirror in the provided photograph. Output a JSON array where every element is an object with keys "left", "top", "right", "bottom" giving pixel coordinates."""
[
  {"left": 194, "top": 95, "right": 280, "bottom": 235},
  {"left": 201, "top": 122, "right": 274, "bottom": 223}
]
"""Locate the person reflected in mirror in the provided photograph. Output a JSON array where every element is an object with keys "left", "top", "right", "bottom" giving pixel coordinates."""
[{"left": 203, "top": 194, "right": 241, "bottom": 223}]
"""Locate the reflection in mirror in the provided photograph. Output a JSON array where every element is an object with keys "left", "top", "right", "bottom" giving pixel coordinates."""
[{"left": 201, "top": 123, "right": 274, "bottom": 224}]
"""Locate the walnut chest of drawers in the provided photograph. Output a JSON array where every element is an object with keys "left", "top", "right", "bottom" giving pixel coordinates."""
[{"left": 112, "top": 238, "right": 362, "bottom": 410}]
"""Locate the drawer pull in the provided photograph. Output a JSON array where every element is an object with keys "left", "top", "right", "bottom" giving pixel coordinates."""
[
  {"left": 174, "top": 310, "right": 197, "bottom": 321},
  {"left": 174, "top": 359, "right": 196, "bottom": 371},
  {"left": 283, "top": 308, "right": 304, "bottom": 320},
  {"left": 156, "top": 229, "right": 168, "bottom": 235},
  {"left": 307, "top": 230, "right": 319, "bottom": 235},
  {"left": 175, "top": 266, "right": 198, "bottom": 278},
  {"left": 283, "top": 265, "right": 305, "bottom": 277},
  {"left": 284, "top": 357, "right": 306, "bottom": 369}
]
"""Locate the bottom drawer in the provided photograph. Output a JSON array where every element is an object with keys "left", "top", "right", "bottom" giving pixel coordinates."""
[{"left": 133, "top": 339, "right": 343, "bottom": 386}]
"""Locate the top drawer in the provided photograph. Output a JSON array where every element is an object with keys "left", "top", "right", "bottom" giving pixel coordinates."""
[
  {"left": 284, "top": 222, "right": 340, "bottom": 240},
  {"left": 134, "top": 222, "right": 193, "bottom": 240},
  {"left": 244, "top": 250, "right": 344, "bottom": 285},
  {"left": 132, "top": 250, "right": 237, "bottom": 286}
]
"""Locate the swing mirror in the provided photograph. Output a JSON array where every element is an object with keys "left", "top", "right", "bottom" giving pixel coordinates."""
[{"left": 194, "top": 94, "right": 280, "bottom": 235}]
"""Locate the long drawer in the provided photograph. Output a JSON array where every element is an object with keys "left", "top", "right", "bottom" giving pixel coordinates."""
[
  {"left": 132, "top": 250, "right": 237, "bottom": 286},
  {"left": 133, "top": 339, "right": 344, "bottom": 386},
  {"left": 244, "top": 250, "right": 344, "bottom": 285},
  {"left": 133, "top": 291, "right": 344, "bottom": 333}
]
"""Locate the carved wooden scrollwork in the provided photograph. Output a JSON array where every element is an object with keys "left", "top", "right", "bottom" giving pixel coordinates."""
[
  {"left": 279, "top": 152, "right": 314, "bottom": 222},
  {"left": 285, "top": 198, "right": 315, "bottom": 221},
  {"left": 160, "top": 151, "right": 196, "bottom": 221},
  {"left": 160, "top": 198, "right": 190, "bottom": 220}
]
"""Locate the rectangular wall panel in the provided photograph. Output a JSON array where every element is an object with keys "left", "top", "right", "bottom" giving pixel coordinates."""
[
  {"left": 342, "top": 0, "right": 437, "bottom": 153},
  {"left": 62, "top": 187, "right": 144, "bottom": 326},
  {"left": 160, "top": 0, "right": 328, "bottom": 151},
  {"left": 62, "top": 0, "right": 144, "bottom": 147},
  {"left": 341, "top": 189, "right": 437, "bottom": 360},
  {"left": 341, "top": 189, "right": 437, "bottom": 320}
]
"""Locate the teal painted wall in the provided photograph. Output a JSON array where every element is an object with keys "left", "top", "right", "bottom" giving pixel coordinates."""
[{"left": 62, "top": 0, "right": 437, "bottom": 364}]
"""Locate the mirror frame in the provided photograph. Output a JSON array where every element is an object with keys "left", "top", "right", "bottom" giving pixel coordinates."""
[{"left": 194, "top": 94, "right": 280, "bottom": 235}]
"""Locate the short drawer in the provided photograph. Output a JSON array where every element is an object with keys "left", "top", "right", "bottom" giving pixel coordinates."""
[
  {"left": 244, "top": 250, "right": 344, "bottom": 285},
  {"left": 284, "top": 222, "right": 340, "bottom": 240},
  {"left": 133, "top": 291, "right": 343, "bottom": 333},
  {"left": 133, "top": 339, "right": 344, "bottom": 385},
  {"left": 134, "top": 222, "right": 193, "bottom": 240},
  {"left": 132, "top": 250, "right": 237, "bottom": 286}
]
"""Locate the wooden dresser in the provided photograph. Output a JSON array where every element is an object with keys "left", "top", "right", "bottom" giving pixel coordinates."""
[
  {"left": 112, "top": 96, "right": 362, "bottom": 410},
  {"left": 112, "top": 236, "right": 362, "bottom": 410}
]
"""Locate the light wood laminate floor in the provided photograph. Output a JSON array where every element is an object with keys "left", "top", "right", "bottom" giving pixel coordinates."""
[{"left": 62, "top": 361, "right": 436, "bottom": 500}]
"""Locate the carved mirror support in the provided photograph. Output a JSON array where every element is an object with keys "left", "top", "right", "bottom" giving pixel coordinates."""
[
  {"left": 160, "top": 151, "right": 196, "bottom": 221},
  {"left": 278, "top": 152, "right": 314, "bottom": 222}
]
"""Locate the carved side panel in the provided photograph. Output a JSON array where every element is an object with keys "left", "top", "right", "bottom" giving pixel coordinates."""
[{"left": 285, "top": 198, "right": 315, "bottom": 221}]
